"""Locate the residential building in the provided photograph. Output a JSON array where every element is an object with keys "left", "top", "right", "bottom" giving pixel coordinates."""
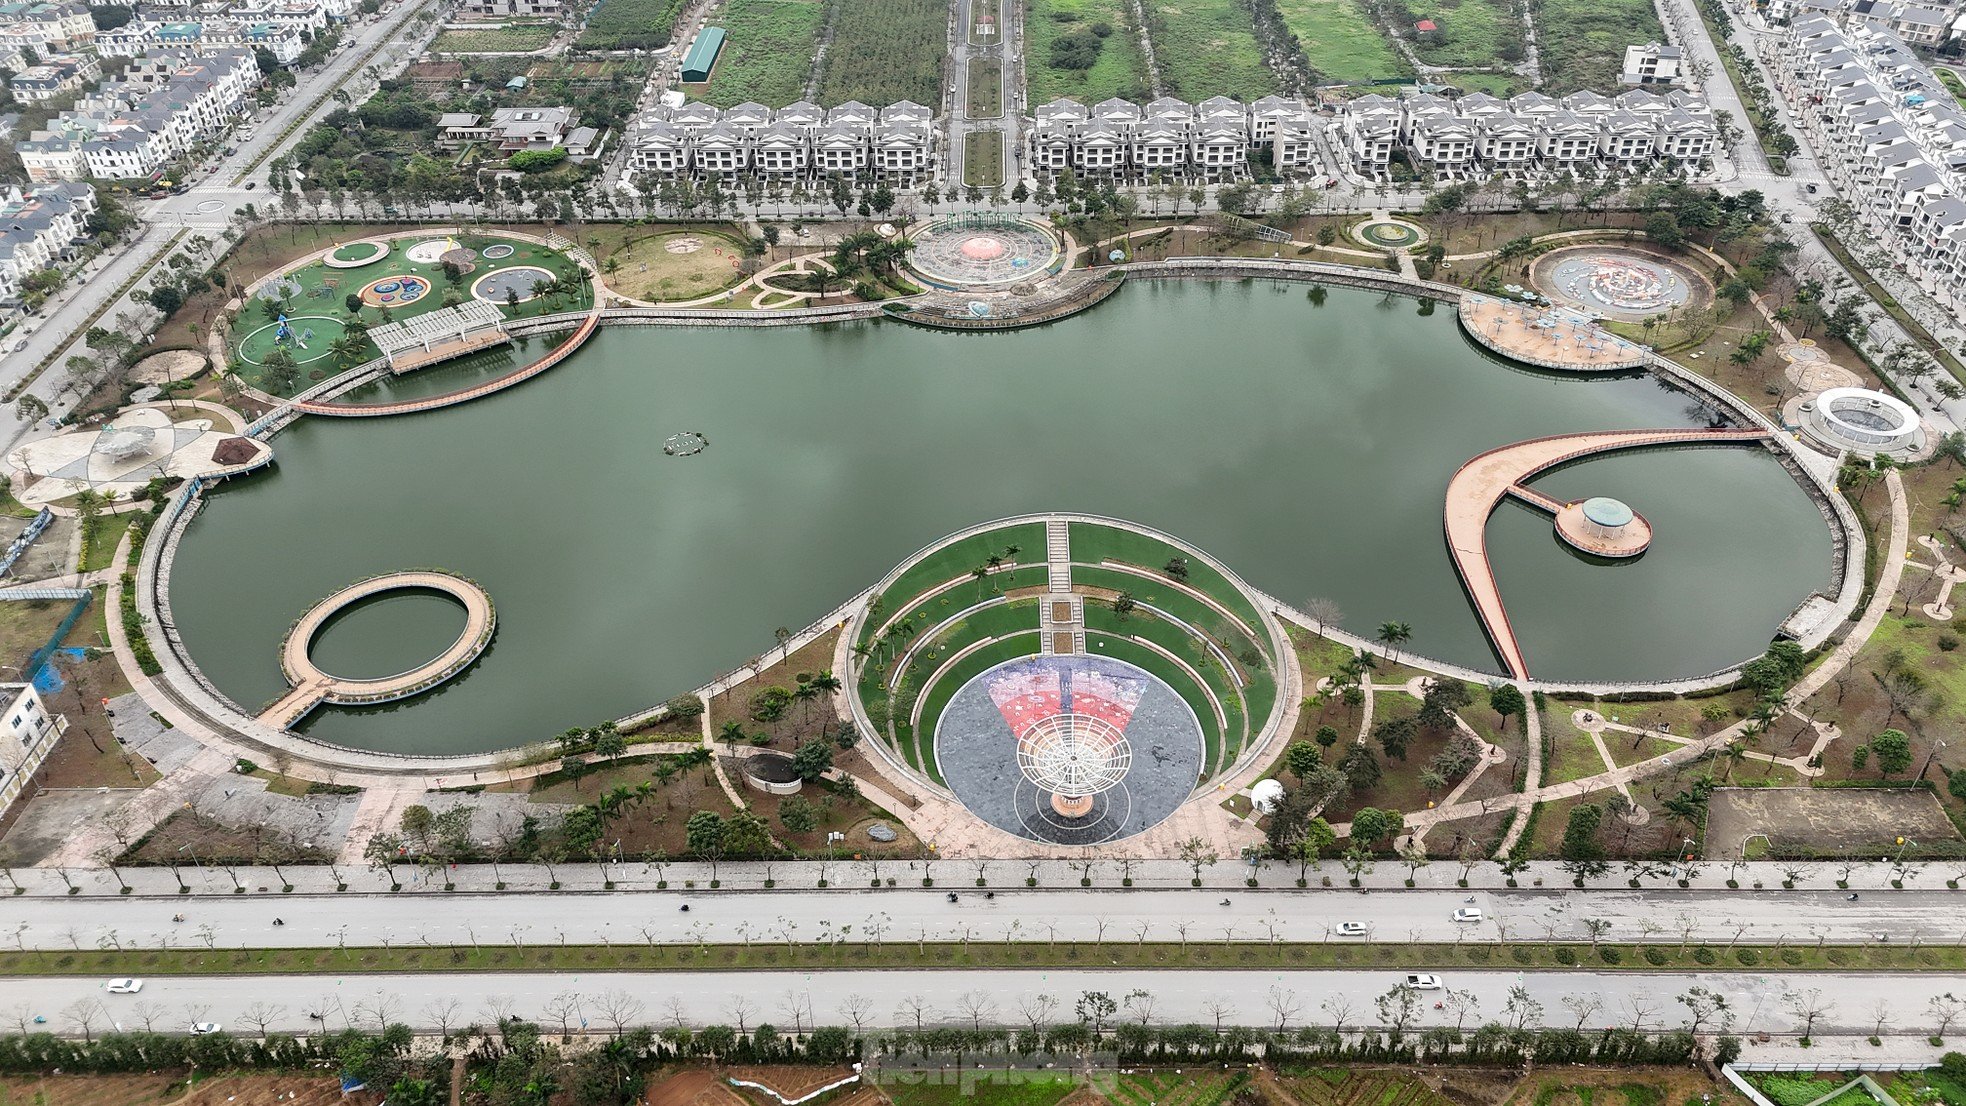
[
  {"left": 456, "top": 0, "right": 561, "bottom": 15},
  {"left": 0, "top": 683, "right": 67, "bottom": 819},
  {"left": 0, "top": 181, "right": 94, "bottom": 302},
  {"left": 624, "top": 99, "right": 937, "bottom": 185},
  {"left": 1620, "top": 42, "right": 1685, "bottom": 85},
  {"left": 5, "top": 51, "right": 99, "bottom": 101},
  {"left": 17, "top": 48, "right": 261, "bottom": 181},
  {"left": 438, "top": 105, "right": 582, "bottom": 154},
  {"left": 95, "top": 18, "right": 309, "bottom": 62},
  {"left": 0, "top": 1, "right": 94, "bottom": 52},
  {"left": 1778, "top": 15, "right": 1966, "bottom": 305}
]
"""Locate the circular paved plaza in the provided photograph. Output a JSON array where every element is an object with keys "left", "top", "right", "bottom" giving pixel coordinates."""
[
  {"left": 935, "top": 653, "right": 1202, "bottom": 845},
  {"left": 1533, "top": 248, "right": 1708, "bottom": 320},
  {"left": 907, "top": 216, "right": 1062, "bottom": 289},
  {"left": 473, "top": 265, "right": 556, "bottom": 303}
]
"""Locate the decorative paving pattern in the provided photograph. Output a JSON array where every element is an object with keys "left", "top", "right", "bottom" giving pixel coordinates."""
[
  {"left": 1354, "top": 219, "right": 1425, "bottom": 248},
  {"left": 1532, "top": 247, "right": 1708, "bottom": 320},
  {"left": 357, "top": 274, "right": 431, "bottom": 308},
  {"left": 906, "top": 215, "right": 1062, "bottom": 289},
  {"left": 935, "top": 654, "right": 1202, "bottom": 845}
]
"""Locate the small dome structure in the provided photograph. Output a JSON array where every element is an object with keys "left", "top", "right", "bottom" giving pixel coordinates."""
[
  {"left": 1580, "top": 496, "right": 1634, "bottom": 535},
  {"left": 960, "top": 236, "right": 1008, "bottom": 261},
  {"left": 1555, "top": 495, "right": 1653, "bottom": 558},
  {"left": 1251, "top": 778, "right": 1286, "bottom": 814}
]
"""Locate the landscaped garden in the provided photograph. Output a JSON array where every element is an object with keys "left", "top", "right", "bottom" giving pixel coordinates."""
[
  {"left": 694, "top": 0, "right": 825, "bottom": 107},
  {"left": 964, "top": 131, "right": 1006, "bottom": 189},
  {"left": 968, "top": 57, "right": 1003, "bottom": 117},
  {"left": 225, "top": 232, "right": 591, "bottom": 396},
  {"left": 598, "top": 229, "right": 750, "bottom": 303}
]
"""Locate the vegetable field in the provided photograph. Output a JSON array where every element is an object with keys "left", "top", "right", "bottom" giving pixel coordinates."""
[
  {"left": 1023, "top": 0, "right": 1151, "bottom": 104},
  {"left": 697, "top": 0, "right": 825, "bottom": 106},
  {"left": 575, "top": 0, "right": 687, "bottom": 49},
  {"left": 815, "top": 0, "right": 948, "bottom": 106},
  {"left": 1147, "top": 0, "right": 1276, "bottom": 100},
  {"left": 430, "top": 23, "right": 559, "bottom": 52},
  {"left": 1274, "top": 0, "right": 1405, "bottom": 83}
]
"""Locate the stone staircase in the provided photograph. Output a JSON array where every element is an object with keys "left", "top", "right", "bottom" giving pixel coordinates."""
[
  {"left": 1039, "top": 593, "right": 1085, "bottom": 656},
  {"left": 1046, "top": 519, "right": 1071, "bottom": 593}
]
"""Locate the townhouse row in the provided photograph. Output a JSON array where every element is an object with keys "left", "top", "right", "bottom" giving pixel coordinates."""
[
  {"left": 624, "top": 100, "right": 937, "bottom": 186},
  {"left": 1024, "top": 90, "right": 1719, "bottom": 182},
  {"left": 17, "top": 47, "right": 262, "bottom": 181},
  {"left": 1778, "top": 16, "right": 1966, "bottom": 300},
  {"left": 0, "top": 0, "right": 95, "bottom": 55},
  {"left": 0, "top": 182, "right": 95, "bottom": 303}
]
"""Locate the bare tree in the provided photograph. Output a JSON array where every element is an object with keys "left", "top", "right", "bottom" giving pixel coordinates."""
[
  {"left": 1303, "top": 596, "right": 1344, "bottom": 635},
  {"left": 778, "top": 989, "right": 812, "bottom": 1035},
  {"left": 955, "top": 990, "right": 997, "bottom": 1031},
  {"left": 539, "top": 991, "right": 582, "bottom": 1038},
  {"left": 838, "top": 993, "right": 874, "bottom": 1036},
  {"left": 240, "top": 1001, "right": 286, "bottom": 1038},
  {"left": 1202, "top": 996, "right": 1234, "bottom": 1033},
  {"left": 129, "top": 1001, "right": 167, "bottom": 1033},
  {"left": 422, "top": 997, "right": 463, "bottom": 1038},
  {"left": 479, "top": 994, "right": 517, "bottom": 1029},
  {"left": 1623, "top": 991, "right": 1659, "bottom": 1033},
  {"left": 1320, "top": 995, "right": 1358, "bottom": 1034},
  {"left": 725, "top": 994, "right": 756, "bottom": 1036},
  {"left": 357, "top": 990, "right": 403, "bottom": 1030},
  {"left": 62, "top": 998, "right": 102, "bottom": 1042},
  {"left": 1123, "top": 989, "right": 1158, "bottom": 1026},
  {"left": 1267, "top": 985, "right": 1302, "bottom": 1031},
  {"left": 1784, "top": 989, "right": 1833, "bottom": 1039},
  {"left": 895, "top": 994, "right": 931, "bottom": 1033},
  {"left": 593, "top": 990, "right": 644, "bottom": 1037},
  {"left": 1561, "top": 993, "right": 1604, "bottom": 1030},
  {"left": 663, "top": 994, "right": 689, "bottom": 1029},
  {"left": 1928, "top": 992, "right": 1965, "bottom": 1040},
  {"left": 1868, "top": 998, "right": 1893, "bottom": 1039},
  {"left": 1015, "top": 993, "right": 1056, "bottom": 1037}
]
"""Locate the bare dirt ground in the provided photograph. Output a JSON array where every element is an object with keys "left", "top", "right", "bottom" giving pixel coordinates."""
[
  {"left": 129, "top": 350, "right": 208, "bottom": 386},
  {"left": 0, "top": 1073, "right": 381, "bottom": 1106},
  {"left": 647, "top": 1071, "right": 751, "bottom": 1106},
  {"left": 727, "top": 1067, "right": 856, "bottom": 1100},
  {"left": 1704, "top": 786, "right": 1961, "bottom": 860}
]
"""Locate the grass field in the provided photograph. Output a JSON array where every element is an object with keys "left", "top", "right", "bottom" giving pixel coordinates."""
[
  {"left": 964, "top": 130, "right": 1006, "bottom": 188},
  {"left": 1275, "top": 0, "right": 1406, "bottom": 83},
  {"left": 601, "top": 230, "right": 748, "bottom": 302},
  {"left": 1024, "top": 0, "right": 1151, "bottom": 104},
  {"left": 1410, "top": 0, "right": 1518, "bottom": 69},
  {"left": 576, "top": 0, "right": 686, "bottom": 49},
  {"left": 696, "top": 0, "right": 825, "bottom": 107},
  {"left": 968, "top": 58, "right": 1003, "bottom": 117},
  {"left": 884, "top": 1076, "right": 1076, "bottom": 1106},
  {"left": 814, "top": 0, "right": 948, "bottom": 107},
  {"left": 429, "top": 23, "right": 558, "bottom": 52},
  {"left": 1532, "top": 0, "right": 1662, "bottom": 92},
  {"left": 1147, "top": 0, "right": 1275, "bottom": 100}
]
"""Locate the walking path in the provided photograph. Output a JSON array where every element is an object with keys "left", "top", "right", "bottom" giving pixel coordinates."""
[
  {"left": 1905, "top": 534, "right": 1964, "bottom": 620},
  {"left": 1444, "top": 427, "right": 1774, "bottom": 679}
]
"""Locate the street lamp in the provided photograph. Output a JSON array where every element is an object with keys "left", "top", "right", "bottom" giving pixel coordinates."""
[{"left": 1916, "top": 739, "right": 1947, "bottom": 783}]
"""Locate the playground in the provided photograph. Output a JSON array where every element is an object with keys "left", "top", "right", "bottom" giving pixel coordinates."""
[
  {"left": 599, "top": 230, "right": 749, "bottom": 303},
  {"left": 227, "top": 233, "right": 591, "bottom": 396}
]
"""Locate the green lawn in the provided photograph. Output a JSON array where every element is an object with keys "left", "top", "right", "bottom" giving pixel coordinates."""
[
  {"left": 696, "top": 0, "right": 825, "bottom": 107},
  {"left": 229, "top": 233, "right": 589, "bottom": 397},
  {"left": 1147, "top": 0, "right": 1275, "bottom": 100},
  {"left": 867, "top": 521, "right": 1047, "bottom": 641},
  {"left": 1274, "top": 0, "right": 1407, "bottom": 83},
  {"left": 814, "top": 0, "right": 948, "bottom": 106},
  {"left": 964, "top": 130, "right": 1006, "bottom": 188},
  {"left": 1531, "top": 0, "right": 1663, "bottom": 92},
  {"left": 1068, "top": 521, "right": 1267, "bottom": 637},
  {"left": 1085, "top": 628, "right": 1233, "bottom": 772},
  {"left": 967, "top": 58, "right": 1003, "bottom": 117},
  {"left": 1024, "top": 0, "right": 1152, "bottom": 104},
  {"left": 884, "top": 1076, "right": 1077, "bottom": 1106},
  {"left": 1411, "top": 0, "right": 1519, "bottom": 69},
  {"left": 906, "top": 630, "right": 1042, "bottom": 779}
]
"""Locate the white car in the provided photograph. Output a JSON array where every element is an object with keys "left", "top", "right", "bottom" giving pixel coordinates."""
[
  {"left": 105, "top": 978, "right": 142, "bottom": 994},
  {"left": 1335, "top": 921, "right": 1369, "bottom": 936},
  {"left": 1452, "top": 907, "right": 1483, "bottom": 923},
  {"left": 1404, "top": 973, "right": 1443, "bottom": 990},
  {"left": 191, "top": 1022, "right": 222, "bottom": 1035}
]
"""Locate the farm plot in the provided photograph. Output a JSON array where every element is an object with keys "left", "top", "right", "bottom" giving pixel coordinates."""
[
  {"left": 576, "top": 0, "right": 687, "bottom": 49},
  {"left": 697, "top": 0, "right": 825, "bottom": 107},
  {"left": 1024, "top": 0, "right": 1151, "bottom": 104},
  {"left": 1275, "top": 0, "right": 1406, "bottom": 83},
  {"left": 1532, "top": 0, "right": 1663, "bottom": 92},
  {"left": 430, "top": 23, "right": 558, "bottom": 52},
  {"left": 1147, "top": 0, "right": 1276, "bottom": 100},
  {"left": 815, "top": 0, "right": 948, "bottom": 106}
]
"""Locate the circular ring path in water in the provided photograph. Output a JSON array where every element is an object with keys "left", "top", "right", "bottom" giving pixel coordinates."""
[{"left": 935, "top": 653, "right": 1202, "bottom": 845}]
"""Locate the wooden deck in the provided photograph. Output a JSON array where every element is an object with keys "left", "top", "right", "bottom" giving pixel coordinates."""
[{"left": 1444, "top": 427, "right": 1772, "bottom": 679}]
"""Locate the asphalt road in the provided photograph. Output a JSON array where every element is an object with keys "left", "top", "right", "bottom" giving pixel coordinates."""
[
  {"left": 0, "top": 969, "right": 1946, "bottom": 1038},
  {"left": 9, "top": 888, "right": 1958, "bottom": 951}
]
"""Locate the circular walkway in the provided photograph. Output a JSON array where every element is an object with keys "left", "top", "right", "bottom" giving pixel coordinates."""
[{"left": 260, "top": 571, "right": 494, "bottom": 729}]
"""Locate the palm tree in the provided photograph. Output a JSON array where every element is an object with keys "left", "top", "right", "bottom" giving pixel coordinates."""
[{"left": 1375, "top": 621, "right": 1413, "bottom": 663}]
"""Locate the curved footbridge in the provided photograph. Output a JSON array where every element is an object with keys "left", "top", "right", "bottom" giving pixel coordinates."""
[
  {"left": 1445, "top": 427, "right": 1773, "bottom": 680},
  {"left": 259, "top": 571, "right": 495, "bottom": 729}
]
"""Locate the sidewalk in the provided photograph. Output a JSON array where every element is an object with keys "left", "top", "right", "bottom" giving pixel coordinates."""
[{"left": 19, "top": 857, "right": 1960, "bottom": 898}]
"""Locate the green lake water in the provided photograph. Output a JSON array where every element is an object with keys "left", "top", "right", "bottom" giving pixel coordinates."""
[{"left": 168, "top": 281, "right": 1836, "bottom": 754}]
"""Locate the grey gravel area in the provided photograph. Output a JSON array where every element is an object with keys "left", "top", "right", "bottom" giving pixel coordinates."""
[
  {"left": 935, "top": 655, "right": 1202, "bottom": 845},
  {"left": 108, "top": 692, "right": 205, "bottom": 776}
]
